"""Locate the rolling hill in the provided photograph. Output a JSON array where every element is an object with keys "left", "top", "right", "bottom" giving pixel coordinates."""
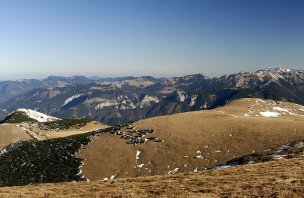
[
  {"left": 0, "top": 98, "right": 303, "bottom": 188},
  {"left": 0, "top": 108, "right": 107, "bottom": 149},
  {"left": 78, "top": 98, "right": 304, "bottom": 181}
]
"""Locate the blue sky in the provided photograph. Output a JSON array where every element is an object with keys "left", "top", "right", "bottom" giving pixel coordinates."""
[{"left": 0, "top": 0, "right": 303, "bottom": 79}]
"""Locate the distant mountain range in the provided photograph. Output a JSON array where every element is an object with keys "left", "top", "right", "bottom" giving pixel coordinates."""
[
  {"left": 0, "top": 68, "right": 303, "bottom": 125},
  {"left": 0, "top": 75, "right": 94, "bottom": 102},
  {"left": 0, "top": 75, "right": 163, "bottom": 102}
]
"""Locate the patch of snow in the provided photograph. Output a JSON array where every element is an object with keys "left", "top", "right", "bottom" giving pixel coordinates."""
[
  {"left": 177, "top": 91, "right": 186, "bottom": 102},
  {"left": 260, "top": 111, "right": 281, "bottom": 117},
  {"left": 77, "top": 169, "right": 83, "bottom": 176},
  {"left": 168, "top": 168, "right": 179, "bottom": 174},
  {"left": 273, "top": 107, "right": 297, "bottom": 115},
  {"left": 136, "top": 150, "right": 141, "bottom": 160},
  {"left": 16, "top": 108, "right": 60, "bottom": 122},
  {"left": 0, "top": 148, "right": 7, "bottom": 156},
  {"left": 190, "top": 95, "right": 198, "bottom": 106},
  {"left": 195, "top": 150, "right": 203, "bottom": 159},
  {"left": 273, "top": 107, "right": 289, "bottom": 112},
  {"left": 194, "top": 167, "right": 198, "bottom": 173},
  {"left": 137, "top": 164, "right": 145, "bottom": 168},
  {"left": 77, "top": 161, "right": 85, "bottom": 176},
  {"left": 110, "top": 174, "right": 117, "bottom": 180},
  {"left": 63, "top": 94, "right": 84, "bottom": 106},
  {"left": 201, "top": 103, "right": 208, "bottom": 109}
]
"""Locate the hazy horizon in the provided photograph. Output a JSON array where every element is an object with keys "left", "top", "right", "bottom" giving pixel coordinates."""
[
  {"left": 0, "top": 66, "right": 302, "bottom": 81},
  {"left": 0, "top": 0, "right": 303, "bottom": 80}
]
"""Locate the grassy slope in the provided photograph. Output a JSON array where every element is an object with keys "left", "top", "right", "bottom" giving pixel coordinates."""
[
  {"left": 0, "top": 124, "right": 32, "bottom": 148},
  {"left": 0, "top": 121, "right": 107, "bottom": 147},
  {"left": 0, "top": 157, "right": 303, "bottom": 197},
  {"left": 78, "top": 98, "right": 304, "bottom": 180}
]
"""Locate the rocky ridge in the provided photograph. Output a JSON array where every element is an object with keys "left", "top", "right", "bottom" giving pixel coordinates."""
[{"left": 0, "top": 68, "right": 303, "bottom": 125}]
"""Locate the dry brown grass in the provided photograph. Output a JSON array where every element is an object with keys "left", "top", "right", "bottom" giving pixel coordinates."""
[
  {"left": 30, "top": 121, "right": 107, "bottom": 139},
  {"left": 0, "top": 121, "right": 107, "bottom": 148},
  {"left": 0, "top": 124, "right": 31, "bottom": 148},
  {"left": 0, "top": 157, "right": 303, "bottom": 197},
  {"left": 1, "top": 98, "right": 304, "bottom": 197},
  {"left": 78, "top": 98, "right": 304, "bottom": 181}
]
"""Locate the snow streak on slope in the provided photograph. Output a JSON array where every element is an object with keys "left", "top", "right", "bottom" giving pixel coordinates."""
[{"left": 63, "top": 94, "right": 84, "bottom": 107}]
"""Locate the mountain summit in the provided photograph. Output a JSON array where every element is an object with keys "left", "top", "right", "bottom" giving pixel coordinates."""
[{"left": 0, "top": 108, "right": 60, "bottom": 124}]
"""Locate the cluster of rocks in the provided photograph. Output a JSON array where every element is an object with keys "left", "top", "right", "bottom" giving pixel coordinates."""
[{"left": 96, "top": 124, "right": 163, "bottom": 145}]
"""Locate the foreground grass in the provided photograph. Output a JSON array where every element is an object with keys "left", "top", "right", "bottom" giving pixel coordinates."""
[{"left": 0, "top": 157, "right": 303, "bottom": 198}]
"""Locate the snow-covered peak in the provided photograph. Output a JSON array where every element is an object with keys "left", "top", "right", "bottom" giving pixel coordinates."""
[
  {"left": 16, "top": 108, "right": 60, "bottom": 122},
  {"left": 217, "top": 67, "right": 304, "bottom": 89},
  {"left": 266, "top": 67, "right": 292, "bottom": 73}
]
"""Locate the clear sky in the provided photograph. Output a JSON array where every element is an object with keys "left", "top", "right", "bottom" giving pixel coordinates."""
[{"left": 0, "top": 0, "right": 303, "bottom": 80}]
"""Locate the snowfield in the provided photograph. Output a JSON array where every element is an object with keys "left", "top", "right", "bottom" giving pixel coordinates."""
[
  {"left": 16, "top": 108, "right": 60, "bottom": 122},
  {"left": 273, "top": 107, "right": 297, "bottom": 115},
  {"left": 242, "top": 99, "right": 304, "bottom": 118},
  {"left": 259, "top": 111, "right": 281, "bottom": 117}
]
